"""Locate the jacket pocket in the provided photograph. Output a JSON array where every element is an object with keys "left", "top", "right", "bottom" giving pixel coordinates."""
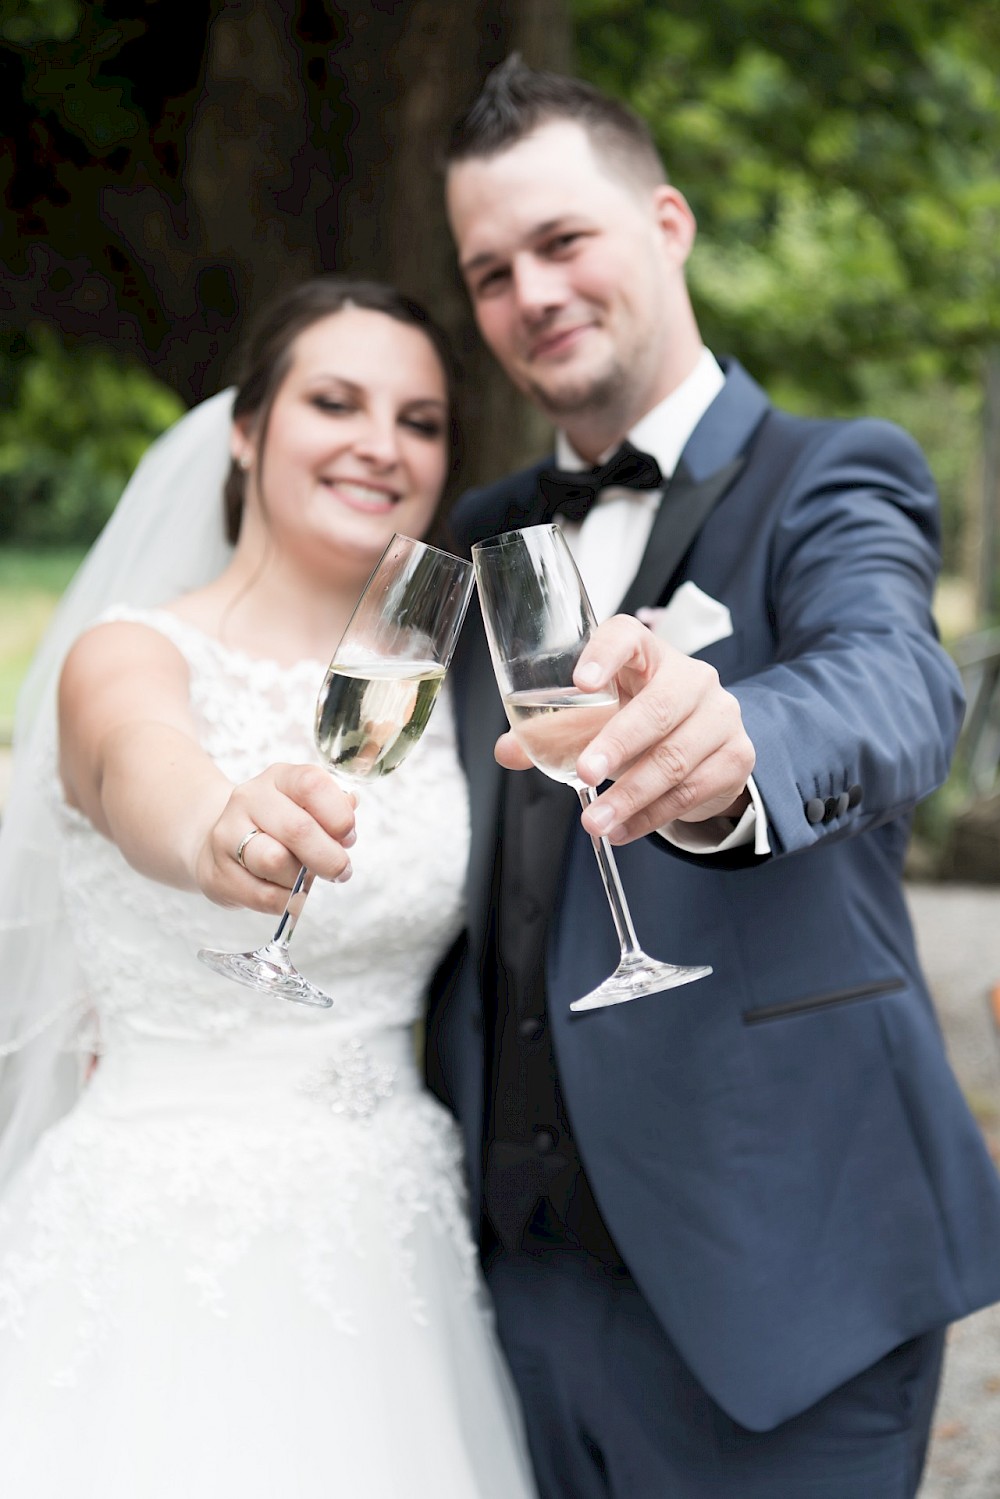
[{"left": 743, "top": 976, "right": 906, "bottom": 1026}]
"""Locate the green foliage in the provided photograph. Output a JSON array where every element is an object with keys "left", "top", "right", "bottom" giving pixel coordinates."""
[
  {"left": 574, "top": 0, "right": 1000, "bottom": 398},
  {"left": 0, "top": 546, "right": 84, "bottom": 733},
  {"left": 0, "top": 327, "right": 185, "bottom": 547},
  {"left": 0, "top": 0, "right": 81, "bottom": 46},
  {"left": 572, "top": 0, "right": 1000, "bottom": 588},
  {"left": 2, "top": 1, "right": 146, "bottom": 159}
]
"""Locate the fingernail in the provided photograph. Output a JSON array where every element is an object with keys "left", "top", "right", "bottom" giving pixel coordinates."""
[
  {"left": 582, "top": 752, "right": 609, "bottom": 784},
  {"left": 342, "top": 829, "right": 357, "bottom": 848},
  {"left": 336, "top": 863, "right": 353, "bottom": 883},
  {"left": 587, "top": 802, "right": 616, "bottom": 834},
  {"left": 576, "top": 662, "right": 602, "bottom": 688}
]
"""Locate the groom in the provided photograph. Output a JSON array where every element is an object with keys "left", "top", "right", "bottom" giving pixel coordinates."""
[{"left": 425, "top": 56, "right": 1000, "bottom": 1498}]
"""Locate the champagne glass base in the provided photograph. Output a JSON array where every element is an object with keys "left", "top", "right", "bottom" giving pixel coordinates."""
[
  {"left": 569, "top": 955, "right": 712, "bottom": 1013},
  {"left": 197, "top": 942, "right": 334, "bottom": 1008}
]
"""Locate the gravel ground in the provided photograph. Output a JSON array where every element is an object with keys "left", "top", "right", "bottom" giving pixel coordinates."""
[{"left": 907, "top": 884, "right": 1000, "bottom": 1498}]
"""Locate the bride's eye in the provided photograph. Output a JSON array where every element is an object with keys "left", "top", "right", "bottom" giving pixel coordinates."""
[{"left": 311, "top": 395, "right": 354, "bottom": 415}]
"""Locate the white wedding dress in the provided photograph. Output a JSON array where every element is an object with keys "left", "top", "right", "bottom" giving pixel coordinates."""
[{"left": 0, "top": 609, "right": 536, "bottom": 1499}]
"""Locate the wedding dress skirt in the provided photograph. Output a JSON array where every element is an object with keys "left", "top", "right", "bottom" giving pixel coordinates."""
[{"left": 0, "top": 610, "right": 536, "bottom": 1498}]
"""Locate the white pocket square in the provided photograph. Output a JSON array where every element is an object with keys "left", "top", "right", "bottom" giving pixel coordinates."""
[{"left": 637, "top": 582, "right": 733, "bottom": 657}]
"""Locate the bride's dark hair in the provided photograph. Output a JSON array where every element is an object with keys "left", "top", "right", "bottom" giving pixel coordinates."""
[{"left": 223, "top": 278, "right": 460, "bottom": 543}]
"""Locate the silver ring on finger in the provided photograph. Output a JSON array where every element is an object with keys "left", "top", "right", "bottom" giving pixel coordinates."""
[{"left": 235, "top": 827, "right": 263, "bottom": 872}]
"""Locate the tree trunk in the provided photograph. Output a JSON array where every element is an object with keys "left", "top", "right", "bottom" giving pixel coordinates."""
[
  {"left": 3, "top": 0, "right": 573, "bottom": 476},
  {"left": 95, "top": 0, "right": 329, "bottom": 401},
  {"left": 330, "top": 0, "right": 573, "bottom": 485}
]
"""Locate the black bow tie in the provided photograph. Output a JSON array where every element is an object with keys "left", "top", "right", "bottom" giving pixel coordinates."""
[{"left": 537, "top": 441, "right": 664, "bottom": 524}]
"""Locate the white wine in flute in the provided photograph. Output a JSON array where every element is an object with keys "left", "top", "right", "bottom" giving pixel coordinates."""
[
  {"left": 503, "top": 685, "right": 618, "bottom": 786},
  {"left": 316, "top": 659, "right": 446, "bottom": 782}
]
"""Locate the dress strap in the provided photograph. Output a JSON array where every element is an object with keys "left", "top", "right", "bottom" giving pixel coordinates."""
[{"left": 91, "top": 605, "right": 212, "bottom": 669}]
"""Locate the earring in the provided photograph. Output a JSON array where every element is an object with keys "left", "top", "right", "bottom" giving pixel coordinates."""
[{"left": 238, "top": 453, "right": 252, "bottom": 472}]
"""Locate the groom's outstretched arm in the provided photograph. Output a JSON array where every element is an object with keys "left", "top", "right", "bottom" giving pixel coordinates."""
[{"left": 496, "top": 418, "right": 963, "bottom": 856}]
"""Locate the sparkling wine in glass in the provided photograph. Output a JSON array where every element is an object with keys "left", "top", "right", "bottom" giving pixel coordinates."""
[
  {"left": 473, "top": 523, "right": 712, "bottom": 1013},
  {"left": 198, "top": 534, "right": 474, "bottom": 1007}
]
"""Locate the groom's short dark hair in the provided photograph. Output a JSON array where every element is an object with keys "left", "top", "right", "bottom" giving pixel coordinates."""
[{"left": 446, "top": 54, "right": 667, "bottom": 191}]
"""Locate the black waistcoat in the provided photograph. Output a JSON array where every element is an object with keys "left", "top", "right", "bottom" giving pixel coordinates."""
[{"left": 482, "top": 764, "right": 620, "bottom": 1261}]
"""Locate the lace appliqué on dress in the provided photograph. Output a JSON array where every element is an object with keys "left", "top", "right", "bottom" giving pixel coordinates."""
[
  {"left": 298, "top": 1037, "right": 397, "bottom": 1120},
  {"left": 0, "top": 1090, "right": 478, "bottom": 1387}
]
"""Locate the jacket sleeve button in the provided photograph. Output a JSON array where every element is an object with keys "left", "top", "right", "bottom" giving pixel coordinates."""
[
  {"left": 805, "top": 797, "right": 826, "bottom": 824},
  {"left": 847, "top": 783, "right": 862, "bottom": 808}
]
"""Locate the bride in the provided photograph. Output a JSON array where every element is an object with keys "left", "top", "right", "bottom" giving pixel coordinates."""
[{"left": 0, "top": 278, "right": 536, "bottom": 1497}]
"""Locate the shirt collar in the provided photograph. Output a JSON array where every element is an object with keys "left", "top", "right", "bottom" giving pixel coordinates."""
[{"left": 554, "top": 347, "right": 725, "bottom": 481}]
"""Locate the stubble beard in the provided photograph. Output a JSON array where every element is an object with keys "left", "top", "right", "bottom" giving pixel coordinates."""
[{"left": 525, "top": 359, "right": 630, "bottom": 433}]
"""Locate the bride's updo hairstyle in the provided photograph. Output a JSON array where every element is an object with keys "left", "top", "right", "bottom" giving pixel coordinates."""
[{"left": 222, "top": 277, "right": 459, "bottom": 544}]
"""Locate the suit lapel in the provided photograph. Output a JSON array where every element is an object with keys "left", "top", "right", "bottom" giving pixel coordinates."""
[
  {"left": 618, "top": 456, "right": 745, "bottom": 616},
  {"left": 459, "top": 462, "right": 551, "bottom": 547},
  {"left": 458, "top": 611, "right": 508, "bottom": 949},
  {"left": 619, "top": 356, "right": 771, "bottom": 615},
  {"left": 451, "top": 466, "right": 549, "bottom": 958}
]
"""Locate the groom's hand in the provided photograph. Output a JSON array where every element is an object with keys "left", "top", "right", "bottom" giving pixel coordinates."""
[{"left": 494, "top": 614, "right": 755, "bottom": 846}]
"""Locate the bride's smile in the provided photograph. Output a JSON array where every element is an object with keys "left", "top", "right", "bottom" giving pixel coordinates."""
[{"left": 235, "top": 306, "right": 450, "bottom": 580}]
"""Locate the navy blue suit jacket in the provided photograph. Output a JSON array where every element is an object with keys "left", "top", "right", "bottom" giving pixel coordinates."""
[{"left": 425, "top": 360, "right": 1000, "bottom": 1431}]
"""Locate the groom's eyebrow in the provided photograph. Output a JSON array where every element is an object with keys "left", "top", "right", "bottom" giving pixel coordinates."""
[
  {"left": 460, "top": 248, "right": 503, "bottom": 277},
  {"left": 460, "top": 218, "right": 568, "bottom": 277}
]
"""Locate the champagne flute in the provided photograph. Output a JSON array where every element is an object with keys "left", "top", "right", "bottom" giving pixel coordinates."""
[
  {"left": 472, "top": 523, "right": 712, "bottom": 1013},
  {"left": 198, "top": 534, "right": 474, "bottom": 1007}
]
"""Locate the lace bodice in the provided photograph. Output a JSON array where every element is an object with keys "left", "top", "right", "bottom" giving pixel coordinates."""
[{"left": 57, "top": 607, "right": 471, "bottom": 1051}]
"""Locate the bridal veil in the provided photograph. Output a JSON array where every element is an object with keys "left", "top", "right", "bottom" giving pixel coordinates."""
[{"left": 0, "top": 390, "right": 235, "bottom": 1189}]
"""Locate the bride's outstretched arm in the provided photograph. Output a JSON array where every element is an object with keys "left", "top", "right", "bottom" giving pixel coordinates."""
[{"left": 57, "top": 620, "right": 356, "bottom": 914}]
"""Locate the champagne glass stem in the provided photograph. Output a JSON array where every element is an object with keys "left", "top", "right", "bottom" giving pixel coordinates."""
[
  {"left": 269, "top": 864, "right": 316, "bottom": 949},
  {"left": 576, "top": 786, "right": 642, "bottom": 961},
  {"left": 198, "top": 861, "right": 330, "bottom": 1008}
]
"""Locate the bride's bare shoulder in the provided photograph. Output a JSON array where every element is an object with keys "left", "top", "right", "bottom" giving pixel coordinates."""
[{"left": 61, "top": 614, "right": 191, "bottom": 695}]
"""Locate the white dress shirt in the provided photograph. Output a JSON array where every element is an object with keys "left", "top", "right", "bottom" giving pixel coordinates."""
[{"left": 555, "top": 347, "right": 770, "bottom": 856}]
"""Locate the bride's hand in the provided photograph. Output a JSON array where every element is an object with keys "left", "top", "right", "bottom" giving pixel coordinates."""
[{"left": 195, "top": 764, "right": 357, "bottom": 914}]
